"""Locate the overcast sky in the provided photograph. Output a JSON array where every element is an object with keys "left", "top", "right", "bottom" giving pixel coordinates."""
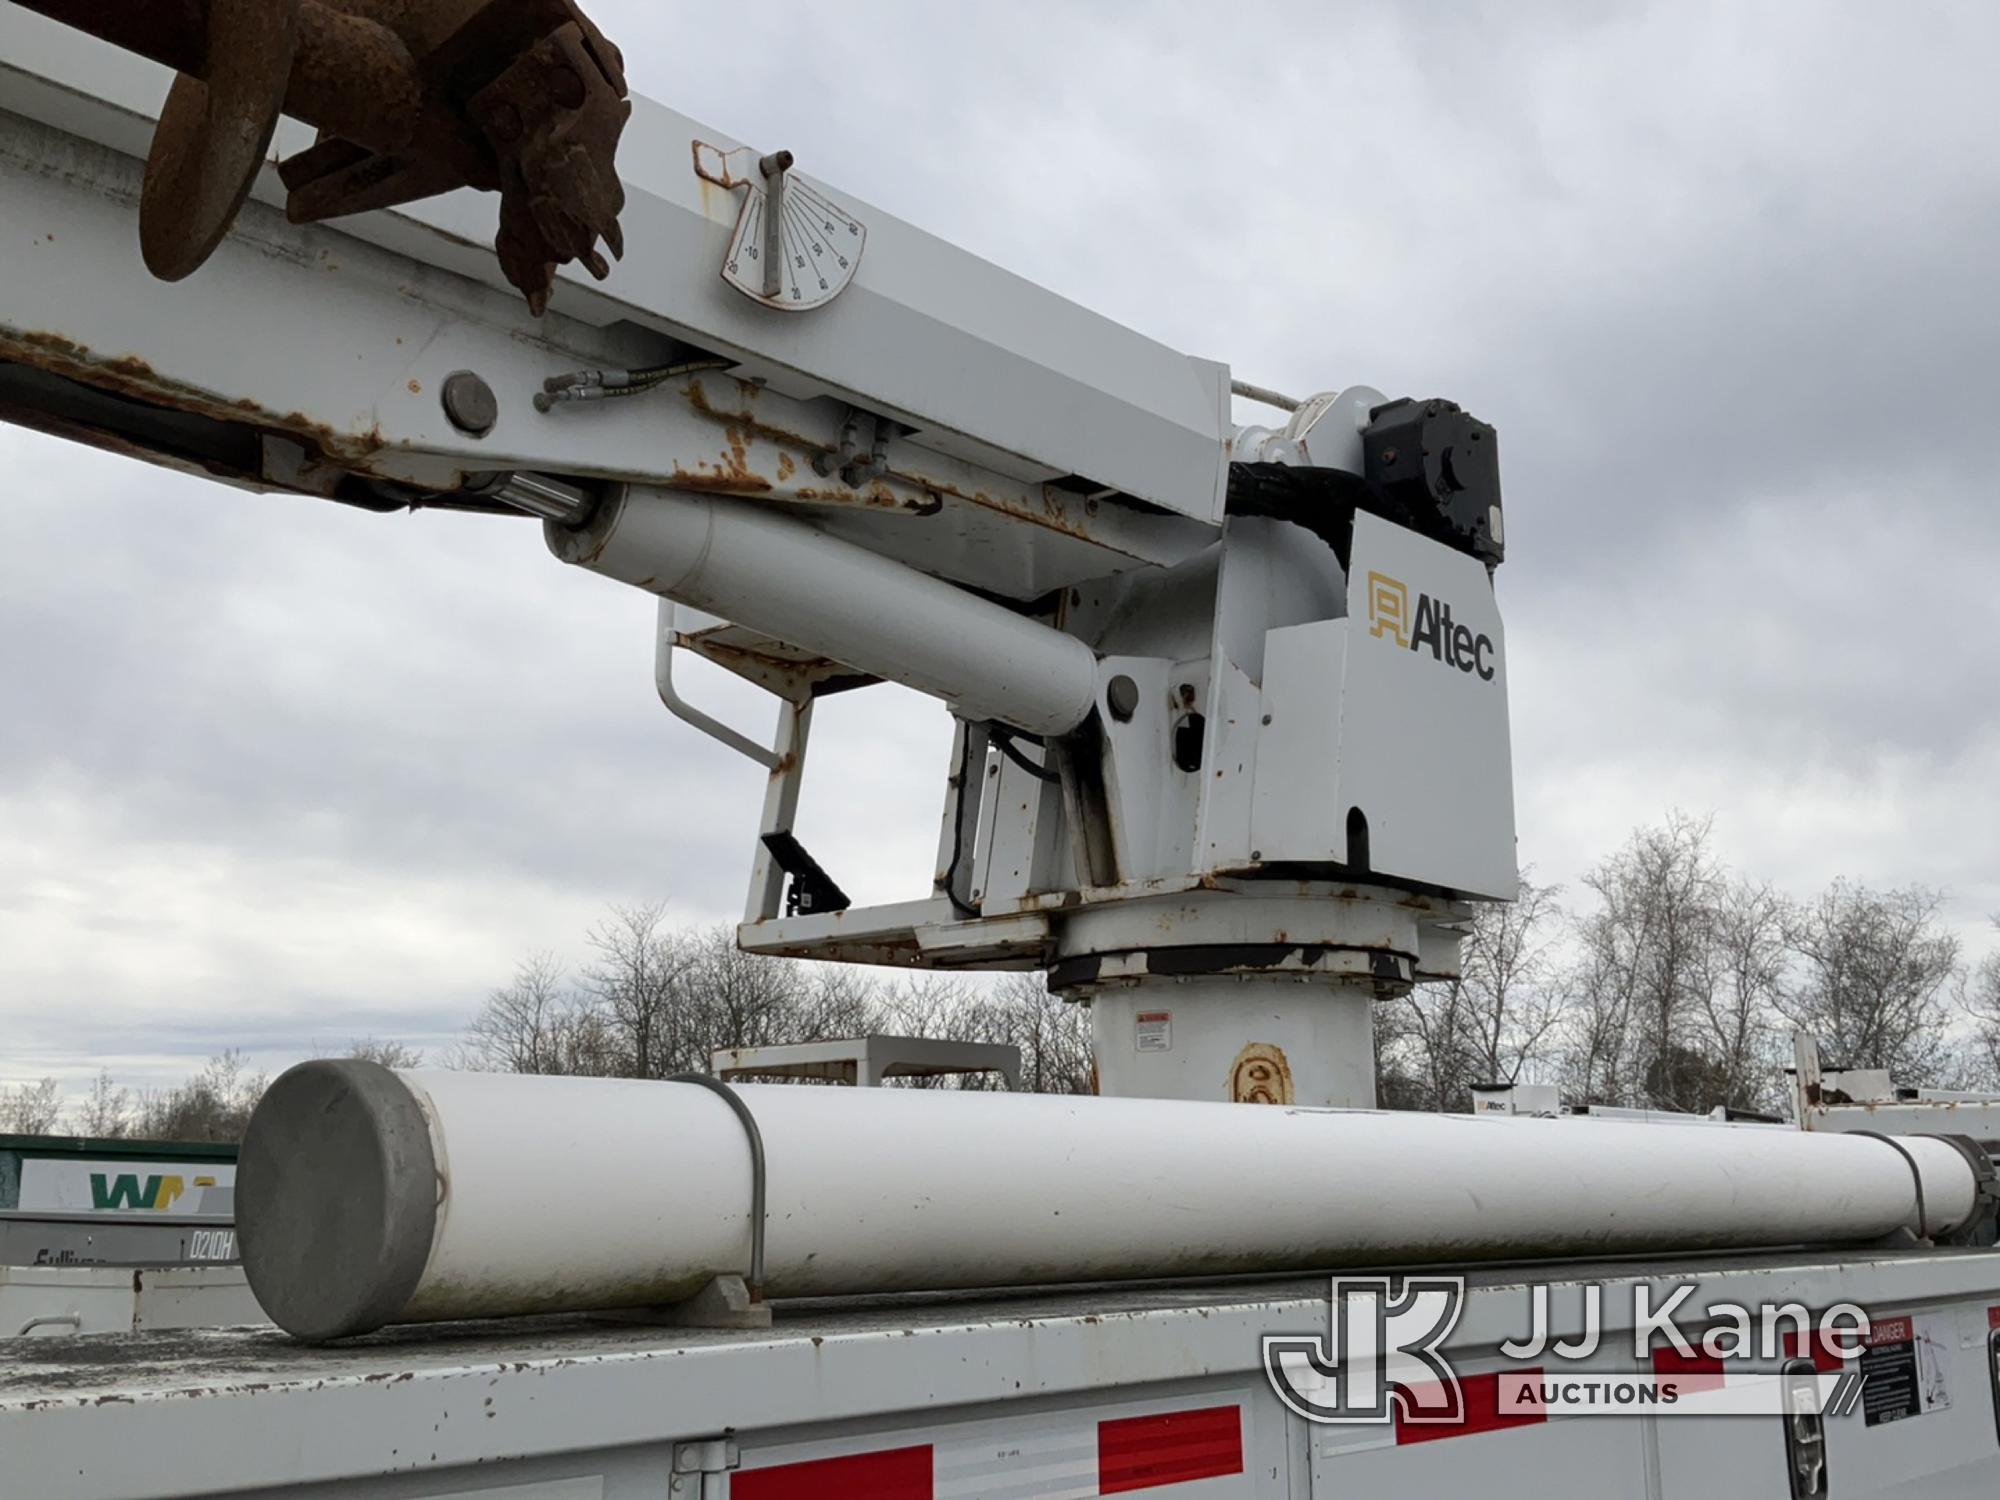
[{"left": 3, "top": 1, "right": 1996, "bottom": 1097}]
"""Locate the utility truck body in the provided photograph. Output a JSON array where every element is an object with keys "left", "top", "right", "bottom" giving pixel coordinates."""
[
  {"left": 9, "top": 1250, "right": 2000, "bottom": 1498},
  {"left": 1, "top": 7, "right": 1991, "bottom": 1498}
]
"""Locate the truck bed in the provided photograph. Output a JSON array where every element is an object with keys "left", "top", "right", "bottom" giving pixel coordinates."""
[
  {"left": 7, "top": 1247, "right": 2000, "bottom": 1499},
  {"left": 0, "top": 1251, "right": 1923, "bottom": 1400}
]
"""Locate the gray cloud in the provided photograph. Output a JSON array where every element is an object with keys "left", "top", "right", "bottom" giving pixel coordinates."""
[{"left": 3, "top": 0, "right": 1996, "bottom": 1094}]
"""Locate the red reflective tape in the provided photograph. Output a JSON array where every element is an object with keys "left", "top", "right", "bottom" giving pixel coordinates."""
[
  {"left": 1395, "top": 1369, "right": 1548, "bottom": 1445},
  {"left": 731, "top": 1445, "right": 932, "bottom": 1500},
  {"left": 1652, "top": 1345, "right": 1728, "bottom": 1394},
  {"left": 1098, "top": 1405, "right": 1244, "bottom": 1494},
  {"left": 1988, "top": 1305, "right": 2000, "bottom": 1332}
]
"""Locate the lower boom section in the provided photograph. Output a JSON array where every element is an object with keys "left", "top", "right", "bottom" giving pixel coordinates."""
[{"left": 235, "top": 1060, "right": 1981, "bottom": 1340}]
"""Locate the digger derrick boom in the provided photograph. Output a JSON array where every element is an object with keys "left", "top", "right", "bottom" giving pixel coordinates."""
[{"left": 0, "top": 4, "right": 1506, "bottom": 1112}]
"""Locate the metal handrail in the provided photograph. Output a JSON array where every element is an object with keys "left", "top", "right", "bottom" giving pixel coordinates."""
[
  {"left": 655, "top": 598, "right": 783, "bottom": 770},
  {"left": 16, "top": 1313, "right": 82, "bottom": 1336}
]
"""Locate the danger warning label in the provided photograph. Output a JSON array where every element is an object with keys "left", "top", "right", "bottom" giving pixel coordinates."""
[{"left": 1860, "top": 1315, "right": 1953, "bottom": 1427}]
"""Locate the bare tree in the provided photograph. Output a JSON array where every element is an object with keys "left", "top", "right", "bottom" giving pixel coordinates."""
[
  {"left": 344, "top": 1038, "right": 425, "bottom": 1069},
  {"left": 1384, "top": 968, "right": 1475, "bottom": 1114},
  {"left": 873, "top": 974, "right": 982, "bottom": 1087},
  {"left": 1461, "top": 880, "right": 1568, "bottom": 1085},
  {"left": 1562, "top": 814, "right": 1732, "bottom": 1110},
  {"left": 1777, "top": 881, "right": 1961, "bottom": 1084},
  {"left": 464, "top": 952, "right": 619, "bottom": 1076},
  {"left": 662, "top": 924, "right": 898, "bottom": 1074},
  {"left": 462, "top": 910, "right": 1102, "bottom": 1095},
  {"left": 785, "top": 962, "right": 885, "bottom": 1046},
  {"left": 465, "top": 922, "right": 896, "bottom": 1081},
  {"left": 1, "top": 1077, "right": 64, "bottom": 1135},
  {"left": 1372, "top": 998, "right": 1430, "bottom": 1111},
  {"left": 581, "top": 901, "right": 696, "bottom": 1078},
  {"left": 1700, "top": 879, "right": 1790, "bottom": 1112},
  {"left": 73, "top": 1069, "right": 132, "bottom": 1138},
  {"left": 1961, "top": 918, "right": 2000, "bottom": 1087},
  {"left": 675, "top": 925, "right": 848, "bottom": 1069},
  {"left": 877, "top": 973, "right": 977, "bottom": 1040},
  {"left": 1385, "top": 880, "right": 1567, "bottom": 1112},
  {"left": 828, "top": 970, "right": 1094, "bottom": 1094},
  {"left": 132, "top": 1051, "right": 267, "bottom": 1142},
  {"left": 790, "top": 968, "right": 1095, "bottom": 1094},
  {"left": 988, "top": 973, "right": 1094, "bottom": 1095}
]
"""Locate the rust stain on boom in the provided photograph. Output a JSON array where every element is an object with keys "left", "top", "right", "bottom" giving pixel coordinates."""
[
  {"left": 9, "top": 0, "right": 630, "bottom": 314},
  {"left": 676, "top": 377, "right": 1115, "bottom": 544},
  {"left": 3, "top": 325, "right": 387, "bottom": 465}
]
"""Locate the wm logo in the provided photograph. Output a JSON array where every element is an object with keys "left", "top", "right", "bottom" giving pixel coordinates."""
[{"left": 90, "top": 1173, "right": 185, "bottom": 1212}]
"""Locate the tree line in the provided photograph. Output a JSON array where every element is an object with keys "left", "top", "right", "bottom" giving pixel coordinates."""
[
  {"left": 2, "top": 1050, "right": 274, "bottom": 1141},
  {"left": 7, "top": 811, "right": 1995, "bottom": 1139},
  {"left": 0, "top": 1041, "right": 422, "bottom": 1143},
  {"left": 1381, "top": 812, "right": 2000, "bottom": 1114},
  {"left": 457, "top": 902, "right": 1092, "bottom": 1093}
]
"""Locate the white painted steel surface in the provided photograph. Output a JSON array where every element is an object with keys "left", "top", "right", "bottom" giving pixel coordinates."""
[
  {"left": 1088, "top": 977, "right": 1381, "bottom": 1108},
  {"left": 11, "top": 1249, "right": 2000, "bottom": 1499},
  {"left": 547, "top": 486, "right": 1101, "bottom": 736},
  {"left": 0, "top": 1264, "right": 264, "bottom": 1337},
  {"left": 711, "top": 1035, "right": 1023, "bottom": 1089},
  {"left": 1050, "top": 887, "right": 1456, "bottom": 1108},
  {"left": 264, "top": 1069, "right": 1979, "bottom": 1330},
  {"left": 0, "top": 8, "right": 1232, "bottom": 521},
  {"left": 1250, "top": 512, "right": 1517, "bottom": 898},
  {"left": 0, "top": 100, "right": 1202, "bottom": 600}
]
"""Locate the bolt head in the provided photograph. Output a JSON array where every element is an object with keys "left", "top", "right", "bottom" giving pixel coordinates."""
[
  {"left": 1105, "top": 674, "right": 1141, "bottom": 722},
  {"left": 441, "top": 371, "right": 498, "bottom": 437}
]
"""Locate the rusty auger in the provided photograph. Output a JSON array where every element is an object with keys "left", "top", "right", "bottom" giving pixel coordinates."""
[{"left": 10, "top": 0, "right": 631, "bottom": 314}]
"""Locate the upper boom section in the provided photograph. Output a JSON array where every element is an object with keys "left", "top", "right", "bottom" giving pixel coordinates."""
[{"left": 0, "top": 6, "right": 1230, "bottom": 523}]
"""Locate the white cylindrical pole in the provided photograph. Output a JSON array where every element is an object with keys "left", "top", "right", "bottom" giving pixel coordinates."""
[
  {"left": 238, "top": 1062, "right": 1981, "bottom": 1340},
  {"left": 546, "top": 486, "right": 1101, "bottom": 737},
  {"left": 1088, "top": 976, "right": 1380, "bottom": 1108}
]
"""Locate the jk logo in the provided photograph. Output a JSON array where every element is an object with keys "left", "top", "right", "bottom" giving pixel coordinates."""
[{"left": 1264, "top": 1276, "right": 1467, "bottom": 1425}]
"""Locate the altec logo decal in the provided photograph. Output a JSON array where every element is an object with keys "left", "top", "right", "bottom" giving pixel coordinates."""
[{"left": 1366, "top": 571, "right": 1496, "bottom": 682}]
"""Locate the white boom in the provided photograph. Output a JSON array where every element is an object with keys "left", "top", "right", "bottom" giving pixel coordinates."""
[{"left": 235, "top": 1061, "right": 1987, "bottom": 1341}]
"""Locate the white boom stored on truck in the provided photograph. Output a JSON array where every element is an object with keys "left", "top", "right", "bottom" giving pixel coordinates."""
[{"left": 4, "top": 4, "right": 1999, "bottom": 1497}]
